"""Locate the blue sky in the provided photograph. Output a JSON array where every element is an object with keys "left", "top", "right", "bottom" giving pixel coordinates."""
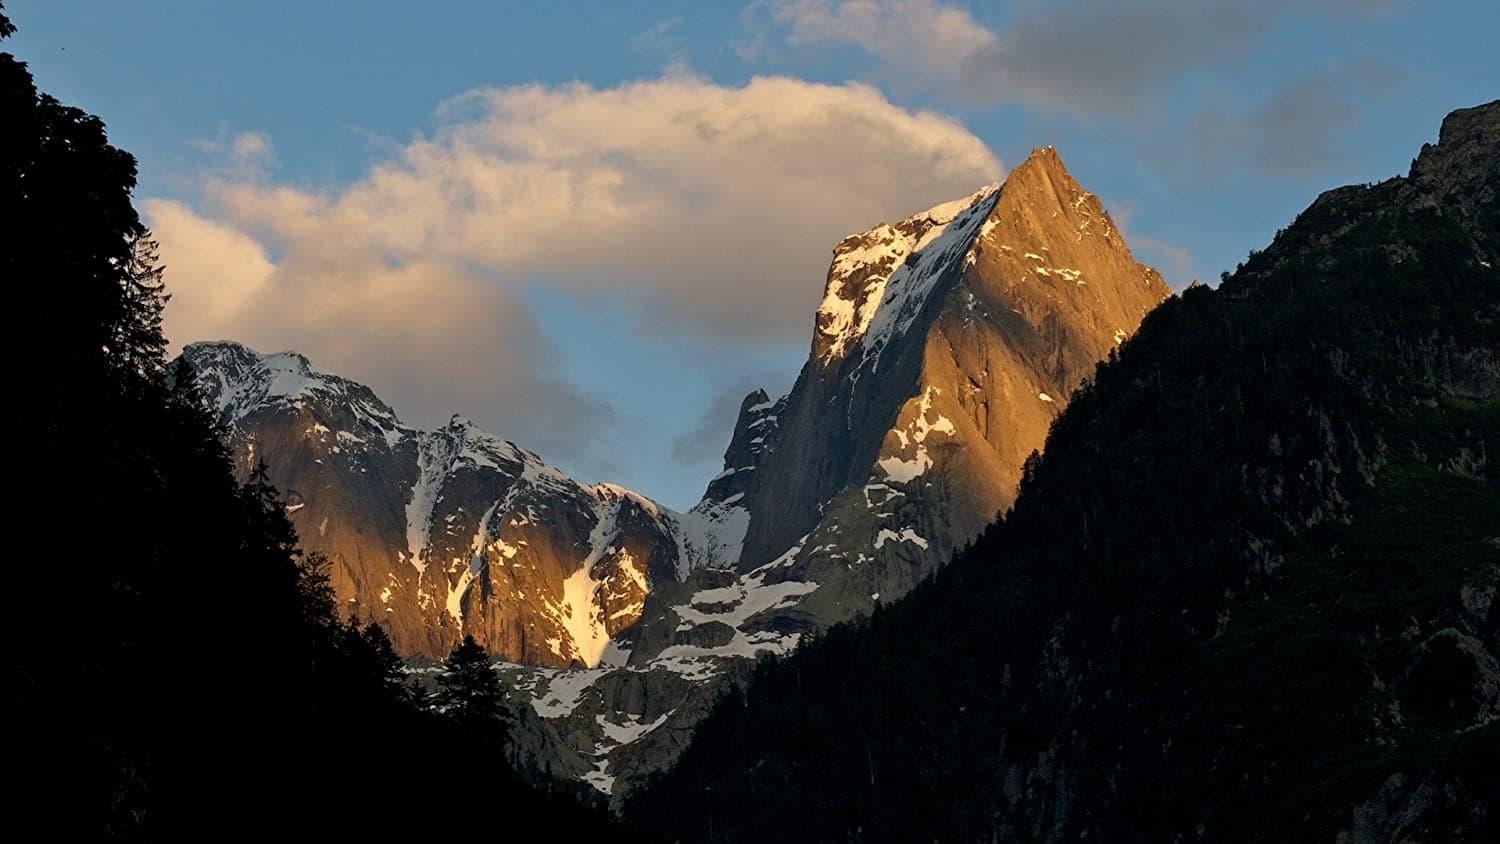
[{"left": 8, "top": 1, "right": 1498, "bottom": 508}]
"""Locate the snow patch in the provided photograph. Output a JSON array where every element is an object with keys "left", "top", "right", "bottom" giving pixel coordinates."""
[
  {"left": 404, "top": 431, "right": 459, "bottom": 573},
  {"left": 530, "top": 668, "right": 606, "bottom": 718},
  {"left": 815, "top": 185, "right": 999, "bottom": 367},
  {"left": 658, "top": 534, "right": 818, "bottom": 667},
  {"left": 859, "top": 187, "right": 1001, "bottom": 371},
  {"left": 878, "top": 451, "right": 931, "bottom": 483},
  {"left": 581, "top": 759, "right": 614, "bottom": 795},
  {"left": 877, "top": 387, "right": 956, "bottom": 484},
  {"left": 445, "top": 561, "right": 478, "bottom": 630},
  {"left": 597, "top": 711, "right": 671, "bottom": 747},
  {"left": 597, "top": 638, "right": 633, "bottom": 668},
  {"left": 671, "top": 499, "right": 751, "bottom": 574},
  {"left": 875, "top": 528, "right": 929, "bottom": 550},
  {"left": 543, "top": 499, "right": 623, "bottom": 668}
]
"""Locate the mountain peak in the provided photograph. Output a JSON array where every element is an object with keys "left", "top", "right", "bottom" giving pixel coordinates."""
[
  {"left": 180, "top": 340, "right": 322, "bottom": 391},
  {"left": 1001, "top": 144, "right": 1099, "bottom": 212},
  {"left": 1021, "top": 143, "right": 1059, "bottom": 163},
  {"left": 1407, "top": 99, "right": 1500, "bottom": 251},
  {"left": 1412, "top": 98, "right": 1500, "bottom": 193},
  {"left": 180, "top": 340, "right": 402, "bottom": 437},
  {"left": 708, "top": 145, "right": 1169, "bottom": 574},
  {"left": 1433, "top": 98, "right": 1500, "bottom": 152},
  {"left": 810, "top": 143, "right": 1160, "bottom": 378},
  {"left": 1007, "top": 144, "right": 1072, "bottom": 182},
  {"left": 184, "top": 339, "right": 309, "bottom": 369},
  {"left": 631, "top": 98, "right": 1500, "bottom": 841}
]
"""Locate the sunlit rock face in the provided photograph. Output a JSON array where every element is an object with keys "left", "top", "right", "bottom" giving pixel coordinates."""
[
  {"left": 678, "top": 147, "right": 1170, "bottom": 639},
  {"left": 180, "top": 341, "right": 715, "bottom": 667},
  {"left": 180, "top": 147, "right": 1169, "bottom": 801}
]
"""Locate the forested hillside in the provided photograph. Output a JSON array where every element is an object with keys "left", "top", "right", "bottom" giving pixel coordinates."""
[
  {"left": 628, "top": 102, "right": 1500, "bottom": 842},
  {"left": 1, "top": 6, "right": 621, "bottom": 838}
]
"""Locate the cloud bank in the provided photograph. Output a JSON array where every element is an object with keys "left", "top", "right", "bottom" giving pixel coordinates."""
[{"left": 150, "top": 75, "right": 1002, "bottom": 475}]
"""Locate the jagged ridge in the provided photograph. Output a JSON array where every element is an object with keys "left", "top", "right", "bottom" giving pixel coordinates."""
[{"left": 180, "top": 341, "right": 742, "bottom": 668}]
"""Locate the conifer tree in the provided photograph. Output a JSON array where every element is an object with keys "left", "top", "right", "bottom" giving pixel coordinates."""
[
  {"left": 364, "top": 622, "right": 411, "bottom": 694},
  {"left": 435, "top": 635, "right": 508, "bottom": 739}
]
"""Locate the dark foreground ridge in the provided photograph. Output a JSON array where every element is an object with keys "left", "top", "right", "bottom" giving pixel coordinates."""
[{"left": 627, "top": 101, "right": 1500, "bottom": 842}]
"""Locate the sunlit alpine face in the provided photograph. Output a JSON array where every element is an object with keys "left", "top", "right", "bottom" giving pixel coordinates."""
[{"left": 16, "top": 0, "right": 1494, "bottom": 510}]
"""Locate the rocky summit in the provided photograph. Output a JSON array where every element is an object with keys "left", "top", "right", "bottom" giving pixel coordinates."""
[
  {"left": 178, "top": 147, "right": 1168, "bottom": 802},
  {"left": 679, "top": 146, "right": 1170, "bottom": 637}
]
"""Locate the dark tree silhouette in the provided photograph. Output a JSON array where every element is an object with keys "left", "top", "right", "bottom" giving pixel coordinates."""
[
  {"left": 436, "top": 635, "right": 509, "bottom": 737},
  {"left": 1, "top": 5, "right": 623, "bottom": 838}
]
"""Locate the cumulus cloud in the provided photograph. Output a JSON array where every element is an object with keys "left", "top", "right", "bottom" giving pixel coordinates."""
[
  {"left": 183, "top": 76, "right": 1000, "bottom": 342},
  {"left": 766, "top": 0, "right": 1396, "bottom": 116},
  {"left": 150, "top": 77, "right": 1001, "bottom": 474},
  {"left": 147, "top": 194, "right": 616, "bottom": 467},
  {"left": 774, "top": 0, "right": 994, "bottom": 91}
]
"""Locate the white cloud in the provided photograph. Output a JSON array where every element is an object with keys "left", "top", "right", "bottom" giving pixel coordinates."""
[
  {"left": 147, "top": 198, "right": 274, "bottom": 332},
  {"left": 191, "top": 129, "right": 277, "bottom": 179},
  {"left": 150, "top": 76, "right": 1001, "bottom": 472},
  {"left": 148, "top": 195, "right": 616, "bottom": 469},
  {"left": 631, "top": 17, "right": 686, "bottom": 61},
  {"left": 188, "top": 75, "right": 999, "bottom": 341},
  {"left": 774, "top": 0, "right": 994, "bottom": 89},
  {"left": 228, "top": 131, "right": 275, "bottom": 172}
]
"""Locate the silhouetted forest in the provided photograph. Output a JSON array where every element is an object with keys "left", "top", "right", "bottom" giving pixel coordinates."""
[
  {"left": 1, "top": 6, "right": 621, "bottom": 838},
  {"left": 628, "top": 105, "right": 1500, "bottom": 841}
]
